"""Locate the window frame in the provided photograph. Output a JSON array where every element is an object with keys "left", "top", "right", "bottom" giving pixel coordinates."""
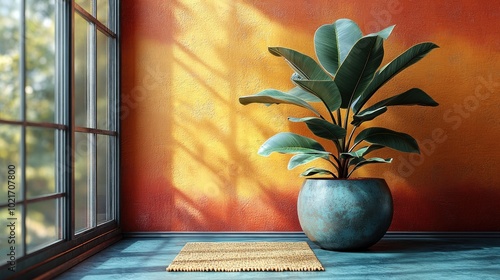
[
  {"left": 0, "top": 0, "right": 121, "bottom": 278},
  {"left": 72, "top": 0, "right": 119, "bottom": 236}
]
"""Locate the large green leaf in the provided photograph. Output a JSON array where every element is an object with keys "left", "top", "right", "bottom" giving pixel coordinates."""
[
  {"left": 348, "top": 157, "right": 392, "bottom": 177},
  {"left": 352, "top": 42, "right": 439, "bottom": 113},
  {"left": 351, "top": 106, "right": 388, "bottom": 126},
  {"left": 288, "top": 153, "right": 329, "bottom": 170},
  {"left": 367, "top": 25, "right": 395, "bottom": 39},
  {"left": 289, "top": 117, "right": 346, "bottom": 140},
  {"left": 300, "top": 167, "right": 336, "bottom": 177},
  {"left": 268, "top": 47, "right": 331, "bottom": 80},
  {"left": 293, "top": 79, "right": 342, "bottom": 112},
  {"left": 314, "top": 19, "right": 363, "bottom": 76},
  {"left": 239, "top": 89, "right": 321, "bottom": 116},
  {"left": 340, "top": 144, "right": 384, "bottom": 159},
  {"left": 288, "top": 85, "right": 321, "bottom": 102},
  {"left": 349, "top": 157, "right": 393, "bottom": 177},
  {"left": 258, "top": 132, "right": 328, "bottom": 156},
  {"left": 334, "top": 35, "right": 385, "bottom": 108},
  {"left": 358, "top": 88, "right": 439, "bottom": 115},
  {"left": 354, "top": 127, "right": 420, "bottom": 153},
  {"left": 349, "top": 157, "right": 392, "bottom": 167}
]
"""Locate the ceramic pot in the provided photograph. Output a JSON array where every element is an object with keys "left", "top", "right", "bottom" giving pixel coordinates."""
[{"left": 297, "top": 178, "right": 393, "bottom": 251}]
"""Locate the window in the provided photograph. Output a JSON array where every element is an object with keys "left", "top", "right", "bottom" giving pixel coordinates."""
[
  {"left": 73, "top": 0, "right": 118, "bottom": 234},
  {"left": 0, "top": 0, "right": 120, "bottom": 278}
]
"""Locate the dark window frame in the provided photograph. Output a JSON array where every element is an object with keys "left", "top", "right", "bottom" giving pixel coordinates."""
[{"left": 0, "top": 0, "right": 121, "bottom": 278}]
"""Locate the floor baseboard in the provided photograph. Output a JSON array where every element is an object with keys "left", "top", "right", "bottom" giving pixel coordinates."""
[{"left": 123, "top": 231, "right": 500, "bottom": 239}]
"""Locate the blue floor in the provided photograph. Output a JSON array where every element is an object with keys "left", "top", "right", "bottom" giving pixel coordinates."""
[{"left": 57, "top": 233, "right": 500, "bottom": 279}]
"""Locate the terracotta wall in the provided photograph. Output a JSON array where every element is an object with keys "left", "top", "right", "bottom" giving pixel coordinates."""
[{"left": 120, "top": 0, "right": 500, "bottom": 232}]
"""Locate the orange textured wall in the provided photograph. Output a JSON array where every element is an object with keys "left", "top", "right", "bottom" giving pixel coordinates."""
[{"left": 120, "top": 0, "right": 500, "bottom": 232}]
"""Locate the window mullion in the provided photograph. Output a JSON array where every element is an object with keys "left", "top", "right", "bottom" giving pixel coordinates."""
[
  {"left": 89, "top": 21, "right": 97, "bottom": 228},
  {"left": 88, "top": 134, "right": 96, "bottom": 228},
  {"left": 112, "top": 0, "right": 120, "bottom": 223},
  {"left": 92, "top": 0, "right": 97, "bottom": 19},
  {"left": 56, "top": 0, "right": 72, "bottom": 241},
  {"left": 89, "top": 23, "right": 96, "bottom": 130},
  {"left": 19, "top": 1, "right": 26, "bottom": 123},
  {"left": 19, "top": 0, "right": 28, "bottom": 258},
  {"left": 70, "top": 0, "right": 77, "bottom": 239}
]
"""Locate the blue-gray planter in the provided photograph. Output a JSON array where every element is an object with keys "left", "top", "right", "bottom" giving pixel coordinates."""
[{"left": 297, "top": 178, "right": 393, "bottom": 251}]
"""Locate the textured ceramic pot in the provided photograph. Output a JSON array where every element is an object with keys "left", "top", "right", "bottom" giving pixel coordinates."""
[{"left": 297, "top": 178, "right": 393, "bottom": 251}]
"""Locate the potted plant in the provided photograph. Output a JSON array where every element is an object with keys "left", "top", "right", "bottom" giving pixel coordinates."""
[{"left": 239, "top": 18, "right": 439, "bottom": 251}]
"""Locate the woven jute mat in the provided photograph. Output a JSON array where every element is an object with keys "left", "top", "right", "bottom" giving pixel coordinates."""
[{"left": 166, "top": 241, "right": 324, "bottom": 272}]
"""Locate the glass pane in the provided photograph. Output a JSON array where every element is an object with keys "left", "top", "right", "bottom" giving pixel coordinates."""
[
  {"left": 0, "top": 1, "right": 21, "bottom": 120},
  {"left": 96, "top": 30, "right": 108, "bottom": 130},
  {"left": 96, "top": 0, "right": 109, "bottom": 27},
  {"left": 96, "top": 135, "right": 110, "bottom": 224},
  {"left": 74, "top": 14, "right": 89, "bottom": 128},
  {"left": 74, "top": 132, "right": 91, "bottom": 232},
  {"left": 26, "top": 127, "right": 56, "bottom": 198},
  {"left": 0, "top": 125, "right": 22, "bottom": 200},
  {"left": 0, "top": 206, "right": 25, "bottom": 265},
  {"left": 26, "top": 199, "right": 61, "bottom": 253},
  {"left": 75, "top": 0, "right": 92, "bottom": 14},
  {"left": 25, "top": 0, "right": 55, "bottom": 122}
]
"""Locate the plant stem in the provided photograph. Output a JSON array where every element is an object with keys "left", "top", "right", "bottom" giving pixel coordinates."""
[
  {"left": 348, "top": 140, "right": 361, "bottom": 153},
  {"left": 343, "top": 107, "right": 351, "bottom": 139},
  {"left": 328, "top": 109, "right": 337, "bottom": 126},
  {"left": 339, "top": 157, "right": 348, "bottom": 178},
  {"left": 327, "top": 157, "right": 340, "bottom": 173},
  {"left": 337, "top": 109, "right": 342, "bottom": 130},
  {"left": 347, "top": 166, "right": 357, "bottom": 178},
  {"left": 330, "top": 153, "right": 340, "bottom": 165},
  {"left": 344, "top": 158, "right": 350, "bottom": 178},
  {"left": 340, "top": 107, "right": 351, "bottom": 160},
  {"left": 332, "top": 140, "right": 342, "bottom": 156},
  {"left": 346, "top": 126, "right": 358, "bottom": 153}
]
